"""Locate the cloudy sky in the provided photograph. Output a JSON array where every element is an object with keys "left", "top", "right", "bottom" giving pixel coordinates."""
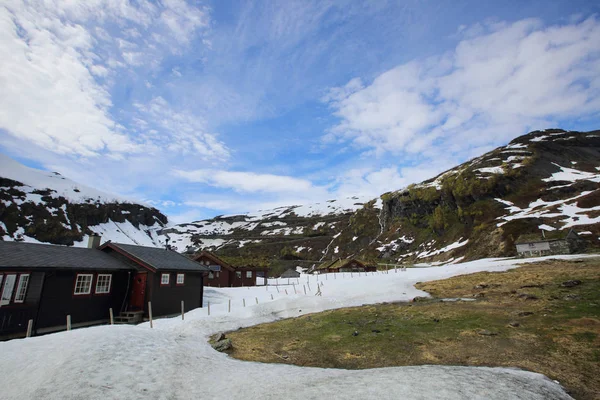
[{"left": 1, "top": 0, "right": 599, "bottom": 224}]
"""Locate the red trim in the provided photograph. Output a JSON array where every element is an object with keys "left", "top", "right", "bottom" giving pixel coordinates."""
[
  {"left": 99, "top": 243, "right": 157, "bottom": 273},
  {"left": 160, "top": 273, "right": 170, "bottom": 286}
]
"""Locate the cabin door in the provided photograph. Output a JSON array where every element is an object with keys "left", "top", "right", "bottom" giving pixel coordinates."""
[{"left": 129, "top": 273, "right": 147, "bottom": 311}]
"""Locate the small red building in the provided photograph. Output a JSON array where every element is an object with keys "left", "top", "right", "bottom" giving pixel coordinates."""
[{"left": 193, "top": 252, "right": 267, "bottom": 287}]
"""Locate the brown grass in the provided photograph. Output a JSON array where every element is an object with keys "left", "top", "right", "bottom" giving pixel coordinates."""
[{"left": 221, "top": 258, "right": 600, "bottom": 399}]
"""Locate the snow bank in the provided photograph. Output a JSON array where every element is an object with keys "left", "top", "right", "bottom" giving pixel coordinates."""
[{"left": 1, "top": 255, "right": 589, "bottom": 400}]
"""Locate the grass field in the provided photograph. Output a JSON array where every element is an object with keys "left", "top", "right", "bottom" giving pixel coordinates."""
[{"left": 222, "top": 258, "right": 600, "bottom": 400}]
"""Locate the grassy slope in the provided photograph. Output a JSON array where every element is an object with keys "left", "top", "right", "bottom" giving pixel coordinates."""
[{"left": 223, "top": 259, "right": 600, "bottom": 400}]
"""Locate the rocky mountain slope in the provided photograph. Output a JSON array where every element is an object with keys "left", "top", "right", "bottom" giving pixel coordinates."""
[
  {"left": 160, "top": 129, "right": 600, "bottom": 273},
  {"left": 0, "top": 154, "right": 167, "bottom": 247}
]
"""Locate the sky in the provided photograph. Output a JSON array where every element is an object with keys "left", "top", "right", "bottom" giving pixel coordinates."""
[{"left": 1, "top": 0, "right": 599, "bottom": 224}]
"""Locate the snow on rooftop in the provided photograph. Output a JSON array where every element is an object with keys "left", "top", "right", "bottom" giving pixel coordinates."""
[{"left": 1, "top": 255, "right": 592, "bottom": 400}]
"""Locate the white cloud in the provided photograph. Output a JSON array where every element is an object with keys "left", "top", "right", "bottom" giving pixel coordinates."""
[
  {"left": 0, "top": 0, "right": 211, "bottom": 158},
  {"left": 324, "top": 16, "right": 600, "bottom": 157},
  {"left": 174, "top": 169, "right": 315, "bottom": 194}
]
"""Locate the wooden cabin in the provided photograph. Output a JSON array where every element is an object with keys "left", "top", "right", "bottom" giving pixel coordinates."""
[
  {"left": 314, "top": 258, "right": 377, "bottom": 274},
  {"left": 193, "top": 251, "right": 267, "bottom": 287},
  {"left": 98, "top": 242, "right": 209, "bottom": 318},
  {"left": 280, "top": 269, "right": 301, "bottom": 279},
  {"left": 515, "top": 229, "right": 583, "bottom": 257},
  {"left": 0, "top": 238, "right": 209, "bottom": 340}
]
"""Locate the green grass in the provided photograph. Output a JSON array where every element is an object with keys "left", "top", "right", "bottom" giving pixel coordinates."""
[{"left": 223, "top": 258, "right": 600, "bottom": 400}]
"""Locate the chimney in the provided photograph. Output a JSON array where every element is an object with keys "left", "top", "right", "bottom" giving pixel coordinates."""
[{"left": 88, "top": 234, "right": 101, "bottom": 249}]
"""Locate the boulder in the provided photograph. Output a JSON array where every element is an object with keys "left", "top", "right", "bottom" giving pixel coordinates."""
[{"left": 211, "top": 338, "right": 232, "bottom": 352}]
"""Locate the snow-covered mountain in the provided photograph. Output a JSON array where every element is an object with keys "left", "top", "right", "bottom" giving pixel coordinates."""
[
  {"left": 158, "top": 129, "right": 600, "bottom": 273},
  {"left": 0, "top": 154, "right": 167, "bottom": 247}
]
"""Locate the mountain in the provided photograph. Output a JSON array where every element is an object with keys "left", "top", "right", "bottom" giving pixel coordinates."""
[
  {"left": 158, "top": 129, "right": 600, "bottom": 273},
  {"left": 2, "top": 129, "right": 598, "bottom": 270},
  {"left": 0, "top": 154, "right": 167, "bottom": 247}
]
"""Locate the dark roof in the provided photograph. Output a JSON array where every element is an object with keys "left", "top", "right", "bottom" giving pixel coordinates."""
[
  {"left": 515, "top": 229, "right": 579, "bottom": 244},
  {"left": 0, "top": 241, "right": 131, "bottom": 270},
  {"left": 280, "top": 269, "right": 301, "bottom": 278},
  {"left": 104, "top": 243, "right": 210, "bottom": 272}
]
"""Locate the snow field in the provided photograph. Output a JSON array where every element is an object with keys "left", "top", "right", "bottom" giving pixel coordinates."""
[{"left": 1, "top": 255, "right": 592, "bottom": 399}]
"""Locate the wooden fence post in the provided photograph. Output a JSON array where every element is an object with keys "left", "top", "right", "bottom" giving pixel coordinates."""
[
  {"left": 243, "top": 298, "right": 246, "bottom": 307},
  {"left": 303, "top": 285, "right": 306, "bottom": 295},
  {"left": 181, "top": 301, "right": 185, "bottom": 320},
  {"left": 109, "top": 308, "right": 114, "bottom": 325},
  {"left": 228, "top": 299, "right": 231, "bottom": 313},
  {"left": 293, "top": 283, "right": 296, "bottom": 294},
  {"left": 285, "top": 289, "right": 288, "bottom": 295},
  {"left": 148, "top": 302, "right": 153, "bottom": 328},
  {"left": 276, "top": 285, "right": 280, "bottom": 293},
  {"left": 26, "top": 319, "right": 33, "bottom": 338},
  {"left": 271, "top": 294, "right": 274, "bottom": 300},
  {"left": 255, "top": 297, "right": 258, "bottom": 304},
  {"left": 208, "top": 301, "right": 211, "bottom": 316},
  {"left": 66, "top": 315, "right": 71, "bottom": 331}
]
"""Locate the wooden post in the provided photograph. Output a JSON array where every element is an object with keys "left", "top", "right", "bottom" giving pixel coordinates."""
[
  {"left": 276, "top": 285, "right": 280, "bottom": 293},
  {"left": 271, "top": 294, "right": 274, "bottom": 300},
  {"left": 109, "top": 308, "right": 114, "bottom": 325},
  {"left": 303, "top": 285, "right": 306, "bottom": 295},
  {"left": 66, "top": 315, "right": 71, "bottom": 331},
  {"left": 255, "top": 297, "right": 258, "bottom": 304},
  {"left": 285, "top": 289, "right": 288, "bottom": 295},
  {"left": 293, "top": 283, "right": 296, "bottom": 294},
  {"left": 181, "top": 301, "right": 185, "bottom": 320},
  {"left": 148, "top": 302, "right": 153, "bottom": 328},
  {"left": 243, "top": 298, "right": 246, "bottom": 307},
  {"left": 208, "top": 301, "right": 211, "bottom": 316},
  {"left": 26, "top": 319, "right": 33, "bottom": 338},
  {"left": 228, "top": 299, "right": 231, "bottom": 313}
]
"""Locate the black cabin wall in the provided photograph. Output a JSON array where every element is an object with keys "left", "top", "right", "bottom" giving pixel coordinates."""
[
  {"left": 36, "top": 269, "right": 131, "bottom": 331},
  {"left": 149, "top": 272, "right": 204, "bottom": 316},
  {"left": 0, "top": 271, "right": 45, "bottom": 338}
]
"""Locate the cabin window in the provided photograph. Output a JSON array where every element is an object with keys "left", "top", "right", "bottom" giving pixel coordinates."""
[
  {"left": 1, "top": 274, "right": 16, "bottom": 305},
  {"left": 208, "top": 272, "right": 214, "bottom": 279},
  {"left": 236, "top": 271, "right": 241, "bottom": 279},
  {"left": 95, "top": 274, "right": 112, "bottom": 294},
  {"left": 216, "top": 272, "right": 220, "bottom": 278},
  {"left": 14, "top": 274, "right": 30, "bottom": 303},
  {"left": 246, "top": 271, "right": 252, "bottom": 278},
  {"left": 161, "top": 273, "right": 170, "bottom": 285},
  {"left": 176, "top": 273, "right": 185, "bottom": 285},
  {"left": 74, "top": 274, "right": 93, "bottom": 295}
]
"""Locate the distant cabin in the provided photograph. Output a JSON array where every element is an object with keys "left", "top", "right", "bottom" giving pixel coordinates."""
[
  {"left": 0, "top": 236, "right": 209, "bottom": 340},
  {"left": 515, "top": 230, "right": 583, "bottom": 257},
  {"left": 193, "top": 251, "right": 268, "bottom": 287},
  {"left": 314, "top": 258, "right": 377, "bottom": 274},
  {"left": 280, "top": 269, "right": 301, "bottom": 279}
]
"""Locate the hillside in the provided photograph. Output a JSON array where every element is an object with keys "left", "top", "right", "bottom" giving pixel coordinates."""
[
  {"left": 159, "top": 129, "right": 600, "bottom": 271},
  {"left": 0, "top": 154, "right": 167, "bottom": 247}
]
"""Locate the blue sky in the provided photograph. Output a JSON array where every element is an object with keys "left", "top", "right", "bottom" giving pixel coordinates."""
[{"left": 1, "top": 0, "right": 599, "bottom": 224}]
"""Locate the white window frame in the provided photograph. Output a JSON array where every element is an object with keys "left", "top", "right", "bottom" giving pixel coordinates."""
[
  {"left": 14, "top": 274, "right": 30, "bottom": 303},
  {"left": 208, "top": 272, "right": 214, "bottom": 279},
  {"left": 1, "top": 274, "right": 16, "bottom": 305},
  {"left": 161, "top": 273, "right": 170, "bottom": 285},
  {"left": 74, "top": 274, "right": 93, "bottom": 295},
  {"left": 246, "top": 271, "right": 253, "bottom": 278},
  {"left": 176, "top": 273, "right": 185, "bottom": 285},
  {"left": 235, "top": 271, "right": 241, "bottom": 279},
  {"left": 95, "top": 274, "right": 112, "bottom": 294}
]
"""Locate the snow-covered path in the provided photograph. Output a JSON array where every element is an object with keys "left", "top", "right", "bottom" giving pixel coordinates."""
[{"left": 2, "top": 255, "right": 593, "bottom": 400}]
